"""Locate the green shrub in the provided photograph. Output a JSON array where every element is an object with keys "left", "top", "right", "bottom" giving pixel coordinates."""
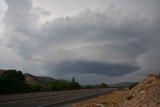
[
  {"left": 129, "top": 82, "right": 138, "bottom": 90},
  {"left": 29, "top": 83, "right": 42, "bottom": 92},
  {"left": 126, "top": 95, "right": 133, "bottom": 100},
  {"left": 46, "top": 77, "right": 80, "bottom": 91}
]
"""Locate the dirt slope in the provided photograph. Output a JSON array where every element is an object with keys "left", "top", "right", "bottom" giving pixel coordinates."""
[
  {"left": 118, "top": 74, "right": 160, "bottom": 107},
  {"left": 73, "top": 74, "right": 160, "bottom": 107}
]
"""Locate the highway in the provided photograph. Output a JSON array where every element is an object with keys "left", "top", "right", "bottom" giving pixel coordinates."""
[{"left": 0, "top": 88, "right": 116, "bottom": 107}]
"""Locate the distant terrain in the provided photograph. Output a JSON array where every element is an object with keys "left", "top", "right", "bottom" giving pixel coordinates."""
[
  {"left": 0, "top": 69, "right": 81, "bottom": 94},
  {"left": 23, "top": 73, "right": 55, "bottom": 84},
  {"left": 73, "top": 74, "right": 160, "bottom": 107},
  {"left": 109, "top": 82, "right": 135, "bottom": 88},
  {"left": 0, "top": 69, "right": 109, "bottom": 95},
  {"left": 0, "top": 69, "right": 55, "bottom": 84},
  {"left": 0, "top": 69, "right": 132, "bottom": 88}
]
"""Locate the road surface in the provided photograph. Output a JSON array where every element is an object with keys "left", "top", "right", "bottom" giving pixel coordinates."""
[{"left": 0, "top": 88, "right": 116, "bottom": 107}]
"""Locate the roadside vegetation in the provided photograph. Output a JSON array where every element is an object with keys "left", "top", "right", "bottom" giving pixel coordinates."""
[
  {"left": 126, "top": 94, "right": 133, "bottom": 100},
  {"left": 128, "top": 82, "right": 139, "bottom": 90},
  {"left": 81, "top": 83, "right": 108, "bottom": 89},
  {"left": 0, "top": 69, "right": 108, "bottom": 95},
  {"left": 0, "top": 70, "right": 80, "bottom": 94},
  {"left": 42, "top": 77, "right": 80, "bottom": 91}
]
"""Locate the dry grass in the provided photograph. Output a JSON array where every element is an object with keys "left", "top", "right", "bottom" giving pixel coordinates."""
[{"left": 72, "top": 89, "right": 128, "bottom": 107}]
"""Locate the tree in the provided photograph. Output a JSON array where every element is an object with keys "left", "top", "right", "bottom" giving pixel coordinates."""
[
  {"left": 0, "top": 69, "right": 28, "bottom": 94},
  {"left": 45, "top": 78, "right": 81, "bottom": 91},
  {"left": 72, "top": 77, "right": 75, "bottom": 83},
  {"left": 69, "top": 77, "right": 80, "bottom": 89},
  {"left": 29, "top": 83, "right": 42, "bottom": 92}
]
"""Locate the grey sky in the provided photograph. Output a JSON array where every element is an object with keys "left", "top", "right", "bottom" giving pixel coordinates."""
[
  {"left": 0, "top": 0, "right": 160, "bottom": 84},
  {"left": 33, "top": 0, "right": 160, "bottom": 20}
]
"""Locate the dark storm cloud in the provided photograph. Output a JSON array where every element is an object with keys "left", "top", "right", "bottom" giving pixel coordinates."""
[
  {"left": 51, "top": 60, "right": 140, "bottom": 76},
  {"left": 1, "top": 0, "right": 160, "bottom": 80}
]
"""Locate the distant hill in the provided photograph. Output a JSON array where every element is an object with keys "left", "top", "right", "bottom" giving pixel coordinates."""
[
  {"left": 0, "top": 69, "right": 55, "bottom": 84},
  {"left": 109, "top": 82, "right": 136, "bottom": 88},
  {"left": 24, "top": 73, "right": 55, "bottom": 84}
]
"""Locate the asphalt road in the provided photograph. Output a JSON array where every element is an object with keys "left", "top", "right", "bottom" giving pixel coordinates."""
[{"left": 0, "top": 88, "right": 116, "bottom": 107}]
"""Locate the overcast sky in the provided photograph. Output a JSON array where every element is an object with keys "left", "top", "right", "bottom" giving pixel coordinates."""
[{"left": 0, "top": 0, "right": 160, "bottom": 84}]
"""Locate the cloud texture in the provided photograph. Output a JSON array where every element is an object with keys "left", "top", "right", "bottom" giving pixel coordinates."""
[{"left": 0, "top": 0, "right": 160, "bottom": 83}]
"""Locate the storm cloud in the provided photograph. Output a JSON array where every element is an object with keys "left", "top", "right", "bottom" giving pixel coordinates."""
[
  {"left": 0, "top": 0, "right": 160, "bottom": 83},
  {"left": 50, "top": 60, "right": 140, "bottom": 76}
]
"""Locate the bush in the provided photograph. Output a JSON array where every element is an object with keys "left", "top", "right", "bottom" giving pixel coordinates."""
[
  {"left": 99, "top": 83, "right": 108, "bottom": 88},
  {"left": 46, "top": 79, "right": 80, "bottom": 91},
  {"left": 126, "top": 95, "right": 133, "bottom": 100},
  {"left": 129, "top": 82, "right": 138, "bottom": 90},
  {"left": 29, "top": 83, "right": 42, "bottom": 92}
]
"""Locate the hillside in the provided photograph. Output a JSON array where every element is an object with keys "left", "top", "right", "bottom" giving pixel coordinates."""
[
  {"left": 0, "top": 69, "right": 55, "bottom": 84},
  {"left": 73, "top": 74, "right": 160, "bottom": 107},
  {"left": 24, "top": 73, "right": 55, "bottom": 84}
]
